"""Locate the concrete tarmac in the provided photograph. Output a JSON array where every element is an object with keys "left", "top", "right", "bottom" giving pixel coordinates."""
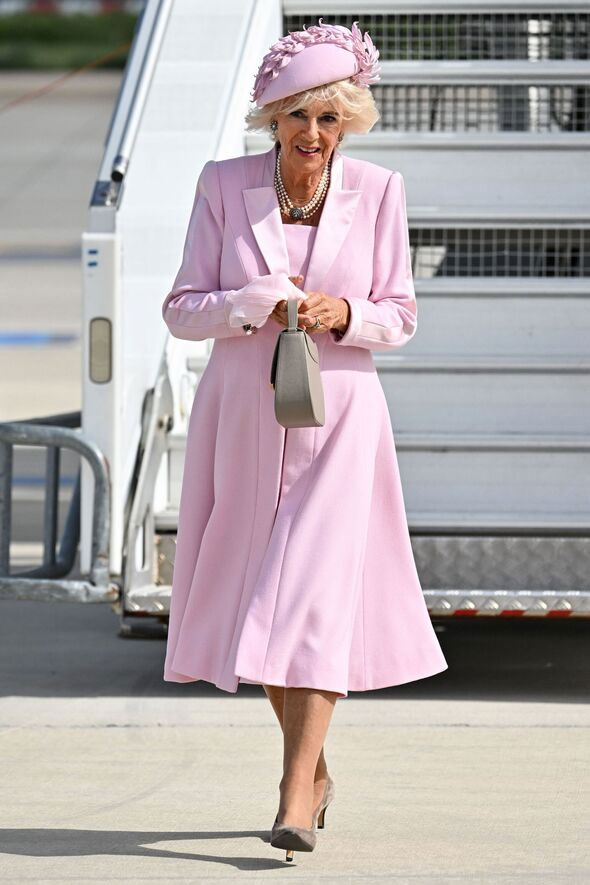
[{"left": 1, "top": 600, "right": 589, "bottom": 881}]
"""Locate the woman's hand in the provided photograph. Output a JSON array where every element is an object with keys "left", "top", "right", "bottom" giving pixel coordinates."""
[
  {"left": 271, "top": 277, "right": 350, "bottom": 335},
  {"left": 298, "top": 291, "right": 350, "bottom": 334},
  {"left": 270, "top": 275, "right": 303, "bottom": 327}
]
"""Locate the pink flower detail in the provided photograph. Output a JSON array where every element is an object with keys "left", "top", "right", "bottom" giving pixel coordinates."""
[{"left": 251, "top": 19, "right": 381, "bottom": 104}]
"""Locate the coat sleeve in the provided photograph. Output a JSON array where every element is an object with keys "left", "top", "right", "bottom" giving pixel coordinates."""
[
  {"left": 330, "top": 171, "right": 417, "bottom": 351},
  {"left": 162, "top": 160, "right": 301, "bottom": 341}
]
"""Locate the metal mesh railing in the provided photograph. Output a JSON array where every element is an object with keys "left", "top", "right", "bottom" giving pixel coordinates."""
[
  {"left": 409, "top": 227, "right": 590, "bottom": 277},
  {"left": 372, "top": 83, "right": 590, "bottom": 132},
  {"left": 284, "top": 13, "right": 590, "bottom": 61}
]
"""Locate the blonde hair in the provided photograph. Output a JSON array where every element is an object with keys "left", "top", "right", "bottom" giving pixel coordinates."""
[{"left": 245, "top": 78, "right": 380, "bottom": 138}]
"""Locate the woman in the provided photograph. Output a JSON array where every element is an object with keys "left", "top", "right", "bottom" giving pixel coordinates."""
[{"left": 162, "top": 20, "right": 448, "bottom": 862}]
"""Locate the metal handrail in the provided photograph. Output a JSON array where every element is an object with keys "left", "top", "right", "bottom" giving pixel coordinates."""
[
  {"left": 0, "top": 418, "right": 117, "bottom": 603},
  {"left": 110, "top": 0, "right": 173, "bottom": 183},
  {"left": 102, "top": 3, "right": 147, "bottom": 153}
]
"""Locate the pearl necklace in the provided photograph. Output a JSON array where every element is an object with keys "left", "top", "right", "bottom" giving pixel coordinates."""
[{"left": 274, "top": 147, "right": 330, "bottom": 220}]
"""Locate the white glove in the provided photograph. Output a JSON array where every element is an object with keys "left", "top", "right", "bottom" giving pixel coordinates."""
[{"left": 224, "top": 272, "right": 303, "bottom": 329}]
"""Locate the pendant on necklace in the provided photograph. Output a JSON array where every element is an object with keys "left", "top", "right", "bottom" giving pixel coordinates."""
[{"left": 289, "top": 206, "right": 304, "bottom": 220}]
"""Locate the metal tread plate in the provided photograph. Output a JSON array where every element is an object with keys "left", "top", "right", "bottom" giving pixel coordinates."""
[{"left": 139, "top": 533, "right": 590, "bottom": 618}]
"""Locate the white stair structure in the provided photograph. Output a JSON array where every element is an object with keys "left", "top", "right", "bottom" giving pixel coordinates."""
[
  {"left": 80, "top": 0, "right": 590, "bottom": 625},
  {"left": 81, "top": 0, "right": 280, "bottom": 589}
]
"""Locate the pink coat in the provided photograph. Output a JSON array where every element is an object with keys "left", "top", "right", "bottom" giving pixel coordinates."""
[{"left": 162, "top": 143, "right": 448, "bottom": 698}]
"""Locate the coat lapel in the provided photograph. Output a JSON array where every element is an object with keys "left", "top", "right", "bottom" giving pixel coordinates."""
[
  {"left": 242, "top": 145, "right": 361, "bottom": 290},
  {"left": 242, "top": 146, "right": 290, "bottom": 276}
]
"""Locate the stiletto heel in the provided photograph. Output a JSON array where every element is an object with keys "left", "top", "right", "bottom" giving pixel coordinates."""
[
  {"left": 270, "top": 774, "right": 335, "bottom": 861},
  {"left": 311, "top": 774, "right": 335, "bottom": 831},
  {"left": 270, "top": 813, "right": 317, "bottom": 860}
]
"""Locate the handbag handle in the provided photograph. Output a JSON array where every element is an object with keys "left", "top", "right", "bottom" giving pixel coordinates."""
[{"left": 288, "top": 297, "right": 299, "bottom": 331}]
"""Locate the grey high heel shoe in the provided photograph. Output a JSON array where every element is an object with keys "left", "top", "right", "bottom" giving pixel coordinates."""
[
  {"left": 311, "top": 774, "right": 335, "bottom": 829},
  {"left": 270, "top": 813, "right": 317, "bottom": 862},
  {"left": 270, "top": 775, "right": 336, "bottom": 862}
]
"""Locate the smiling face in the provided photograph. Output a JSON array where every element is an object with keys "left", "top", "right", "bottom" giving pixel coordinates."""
[{"left": 275, "top": 99, "right": 342, "bottom": 184}]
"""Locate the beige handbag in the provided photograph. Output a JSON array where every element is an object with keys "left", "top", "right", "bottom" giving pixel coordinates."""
[{"left": 270, "top": 298, "right": 325, "bottom": 427}]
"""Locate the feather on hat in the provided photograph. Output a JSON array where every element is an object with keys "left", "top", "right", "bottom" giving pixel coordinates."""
[{"left": 251, "top": 19, "right": 381, "bottom": 107}]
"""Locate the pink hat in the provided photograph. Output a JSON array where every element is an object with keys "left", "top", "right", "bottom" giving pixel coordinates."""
[{"left": 251, "top": 19, "right": 381, "bottom": 107}]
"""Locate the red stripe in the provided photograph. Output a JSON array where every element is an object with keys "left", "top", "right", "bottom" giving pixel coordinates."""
[
  {"left": 499, "top": 609, "right": 526, "bottom": 617},
  {"left": 454, "top": 609, "right": 478, "bottom": 616},
  {"left": 546, "top": 609, "right": 573, "bottom": 617}
]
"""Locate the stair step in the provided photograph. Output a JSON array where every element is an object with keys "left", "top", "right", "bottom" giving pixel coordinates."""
[
  {"left": 155, "top": 507, "right": 589, "bottom": 537},
  {"left": 394, "top": 433, "right": 590, "bottom": 452},
  {"left": 155, "top": 507, "right": 179, "bottom": 532},
  {"left": 414, "top": 277, "right": 590, "bottom": 296},
  {"left": 375, "top": 355, "right": 590, "bottom": 372},
  {"left": 163, "top": 430, "right": 590, "bottom": 454},
  {"left": 408, "top": 513, "right": 590, "bottom": 534}
]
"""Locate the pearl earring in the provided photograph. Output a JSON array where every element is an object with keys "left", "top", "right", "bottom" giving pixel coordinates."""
[
  {"left": 270, "top": 119, "right": 278, "bottom": 140},
  {"left": 337, "top": 132, "right": 343, "bottom": 142}
]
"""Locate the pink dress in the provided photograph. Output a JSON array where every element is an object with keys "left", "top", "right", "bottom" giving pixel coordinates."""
[
  {"left": 162, "top": 146, "right": 449, "bottom": 699},
  {"left": 283, "top": 222, "right": 318, "bottom": 285},
  {"left": 237, "top": 222, "right": 317, "bottom": 689}
]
